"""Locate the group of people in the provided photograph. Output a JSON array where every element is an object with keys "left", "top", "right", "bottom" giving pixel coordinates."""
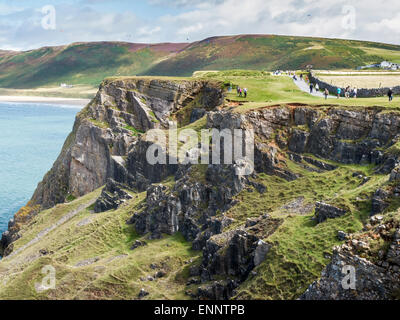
[
  {"left": 237, "top": 86, "right": 248, "bottom": 98},
  {"left": 307, "top": 82, "right": 360, "bottom": 100},
  {"left": 274, "top": 70, "right": 296, "bottom": 76},
  {"left": 240, "top": 73, "right": 395, "bottom": 103},
  {"left": 310, "top": 83, "right": 396, "bottom": 102},
  {"left": 309, "top": 83, "right": 330, "bottom": 99},
  {"left": 337, "top": 87, "right": 395, "bottom": 102},
  {"left": 336, "top": 86, "right": 358, "bottom": 99}
]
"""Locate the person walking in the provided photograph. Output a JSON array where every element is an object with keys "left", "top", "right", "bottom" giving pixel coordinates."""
[
  {"left": 345, "top": 86, "right": 350, "bottom": 99},
  {"left": 337, "top": 87, "right": 341, "bottom": 99},
  {"left": 244, "top": 88, "right": 248, "bottom": 98},
  {"left": 324, "top": 88, "right": 329, "bottom": 100},
  {"left": 353, "top": 87, "right": 358, "bottom": 99},
  {"left": 388, "top": 88, "right": 393, "bottom": 102},
  {"left": 310, "top": 83, "right": 314, "bottom": 94},
  {"left": 315, "top": 83, "right": 320, "bottom": 92}
]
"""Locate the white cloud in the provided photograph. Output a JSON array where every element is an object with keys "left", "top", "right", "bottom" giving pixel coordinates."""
[
  {"left": 148, "top": 0, "right": 224, "bottom": 8},
  {"left": 367, "top": 12, "right": 400, "bottom": 34},
  {"left": 158, "top": 0, "right": 400, "bottom": 44},
  {"left": 1, "top": 0, "right": 400, "bottom": 50}
]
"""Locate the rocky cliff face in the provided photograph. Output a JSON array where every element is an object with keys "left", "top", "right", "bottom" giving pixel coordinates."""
[
  {"left": 301, "top": 215, "right": 400, "bottom": 300},
  {"left": 122, "top": 103, "right": 400, "bottom": 299},
  {"left": 4, "top": 77, "right": 400, "bottom": 300},
  {"left": 0, "top": 78, "right": 224, "bottom": 255},
  {"left": 209, "top": 106, "right": 400, "bottom": 173},
  {"left": 32, "top": 78, "right": 224, "bottom": 210}
]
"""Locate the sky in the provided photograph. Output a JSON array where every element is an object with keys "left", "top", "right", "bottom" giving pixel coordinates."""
[{"left": 1, "top": 0, "right": 399, "bottom": 51}]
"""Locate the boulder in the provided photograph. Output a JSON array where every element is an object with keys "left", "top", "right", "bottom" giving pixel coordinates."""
[
  {"left": 138, "top": 288, "right": 149, "bottom": 298},
  {"left": 196, "top": 280, "right": 238, "bottom": 300},
  {"left": 131, "top": 164, "right": 247, "bottom": 242},
  {"left": 130, "top": 240, "right": 147, "bottom": 250},
  {"left": 190, "top": 108, "right": 206, "bottom": 123},
  {"left": 253, "top": 240, "right": 271, "bottom": 266},
  {"left": 337, "top": 231, "right": 348, "bottom": 241},
  {"left": 390, "top": 166, "right": 400, "bottom": 182},
  {"left": 371, "top": 188, "right": 391, "bottom": 216},
  {"left": 288, "top": 129, "right": 310, "bottom": 154},
  {"left": 387, "top": 230, "right": 400, "bottom": 266},
  {"left": 300, "top": 246, "right": 396, "bottom": 300},
  {"left": 314, "top": 202, "right": 347, "bottom": 223},
  {"left": 94, "top": 179, "right": 132, "bottom": 213}
]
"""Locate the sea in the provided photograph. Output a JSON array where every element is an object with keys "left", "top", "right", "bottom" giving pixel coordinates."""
[{"left": 0, "top": 102, "right": 82, "bottom": 234}]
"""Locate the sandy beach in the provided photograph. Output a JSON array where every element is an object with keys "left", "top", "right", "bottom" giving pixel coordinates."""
[{"left": 0, "top": 95, "right": 90, "bottom": 107}]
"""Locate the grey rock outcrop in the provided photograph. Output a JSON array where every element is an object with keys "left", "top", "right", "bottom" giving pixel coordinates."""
[
  {"left": 208, "top": 106, "right": 400, "bottom": 185},
  {"left": 94, "top": 179, "right": 132, "bottom": 213},
  {"left": 1, "top": 78, "right": 224, "bottom": 256},
  {"left": 390, "top": 166, "right": 400, "bottom": 182},
  {"left": 250, "top": 107, "right": 400, "bottom": 171},
  {"left": 372, "top": 188, "right": 391, "bottom": 216},
  {"left": 138, "top": 288, "right": 149, "bottom": 298},
  {"left": 301, "top": 217, "right": 400, "bottom": 300},
  {"left": 301, "top": 246, "right": 397, "bottom": 300},
  {"left": 131, "top": 240, "right": 148, "bottom": 251},
  {"left": 314, "top": 202, "right": 347, "bottom": 223},
  {"left": 130, "top": 164, "right": 249, "bottom": 241},
  {"left": 32, "top": 78, "right": 224, "bottom": 210},
  {"left": 194, "top": 215, "right": 282, "bottom": 299},
  {"left": 386, "top": 230, "right": 400, "bottom": 266},
  {"left": 253, "top": 240, "right": 272, "bottom": 266},
  {"left": 337, "top": 231, "right": 348, "bottom": 241},
  {"left": 196, "top": 280, "right": 239, "bottom": 300},
  {"left": 371, "top": 174, "right": 400, "bottom": 216}
]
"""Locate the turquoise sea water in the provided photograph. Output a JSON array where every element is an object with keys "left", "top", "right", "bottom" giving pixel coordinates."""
[{"left": 0, "top": 102, "right": 81, "bottom": 234}]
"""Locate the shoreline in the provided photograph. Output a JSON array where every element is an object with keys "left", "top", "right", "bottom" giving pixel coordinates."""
[{"left": 0, "top": 95, "right": 90, "bottom": 107}]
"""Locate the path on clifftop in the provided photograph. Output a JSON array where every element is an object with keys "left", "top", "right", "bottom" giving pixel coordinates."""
[
  {"left": 5, "top": 199, "right": 96, "bottom": 260},
  {"left": 291, "top": 77, "right": 336, "bottom": 99}
]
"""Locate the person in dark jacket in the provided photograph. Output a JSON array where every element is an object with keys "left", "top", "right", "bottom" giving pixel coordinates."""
[{"left": 388, "top": 88, "right": 394, "bottom": 102}]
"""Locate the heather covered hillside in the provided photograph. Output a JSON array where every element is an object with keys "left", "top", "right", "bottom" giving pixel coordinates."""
[
  {"left": 145, "top": 35, "right": 400, "bottom": 76},
  {"left": 1, "top": 35, "right": 400, "bottom": 89},
  {"left": 0, "top": 42, "right": 188, "bottom": 89}
]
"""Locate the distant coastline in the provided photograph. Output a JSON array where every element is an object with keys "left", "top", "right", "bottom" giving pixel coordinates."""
[{"left": 0, "top": 95, "right": 90, "bottom": 107}]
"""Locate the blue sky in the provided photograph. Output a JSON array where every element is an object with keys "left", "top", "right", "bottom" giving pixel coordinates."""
[{"left": 1, "top": 0, "right": 399, "bottom": 51}]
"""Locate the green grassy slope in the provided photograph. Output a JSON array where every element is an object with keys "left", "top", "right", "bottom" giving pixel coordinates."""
[
  {"left": 230, "top": 163, "right": 385, "bottom": 299},
  {"left": 0, "top": 42, "right": 188, "bottom": 89},
  {"left": 0, "top": 188, "right": 199, "bottom": 300},
  {"left": 195, "top": 70, "right": 400, "bottom": 111},
  {"left": 0, "top": 150, "right": 388, "bottom": 300},
  {"left": 2, "top": 35, "right": 400, "bottom": 89}
]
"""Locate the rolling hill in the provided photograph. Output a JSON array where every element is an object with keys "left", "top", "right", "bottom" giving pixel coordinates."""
[
  {"left": 1, "top": 34, "right": 400, "bottom": 89},
  {"left": 0, "top": 42, "right": 188, "bottom": 89},
  {"left": 145, "top": 35, "right": 400, "bottom": 76}
]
